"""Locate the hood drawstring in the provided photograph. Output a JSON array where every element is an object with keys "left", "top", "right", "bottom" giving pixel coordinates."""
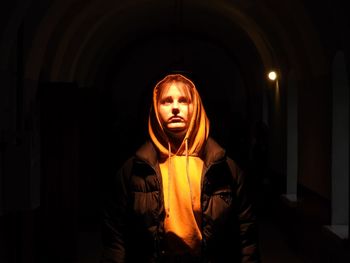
[
  {"left": 167, "top": 142, "right": 172, "bottom": 217},
  {"left": 166, "top": 138, "right": 194, "bottom": 218},
  {"left": 185, "top": 137, "right": 194, "bottom": 210}
]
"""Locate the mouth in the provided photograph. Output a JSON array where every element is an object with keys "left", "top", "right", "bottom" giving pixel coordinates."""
[{"left": 169, "top": 116, "right": 184, "bottom": 122}]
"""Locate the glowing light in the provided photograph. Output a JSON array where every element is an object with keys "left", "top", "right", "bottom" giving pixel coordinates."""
[{"left": 268, "top": 71, "right": 277, "bottom": 81}]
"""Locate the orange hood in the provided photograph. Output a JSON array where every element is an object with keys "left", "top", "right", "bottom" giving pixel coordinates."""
[{"left": 148, "top": 74, "right": 210, "bottom": 157}]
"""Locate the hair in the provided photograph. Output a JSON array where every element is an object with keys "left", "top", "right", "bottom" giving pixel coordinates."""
[{"left": 155, "top": 74, "right": 195, "bottom": 103}]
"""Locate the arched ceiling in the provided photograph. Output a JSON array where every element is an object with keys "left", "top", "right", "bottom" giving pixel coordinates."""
[{"left": 0, "top": 0, "right": 330, "bottom": 86}]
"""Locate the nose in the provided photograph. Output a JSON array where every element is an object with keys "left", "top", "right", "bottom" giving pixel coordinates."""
[
  {"left": 172, "top": 107, "right": 180, "bottom": 115},
  {"left": 172, "top": 101, "right": 180, "bottom": 115}
]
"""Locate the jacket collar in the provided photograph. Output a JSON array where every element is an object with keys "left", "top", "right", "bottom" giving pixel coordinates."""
[
  {"left": 135, "top": 137, "right": 226, "bottom": 168},
  {"left": 202, "top": 137, "right": 226, "bottom": 166},
  {"left": 135, "top": 141, "right": 159, "bottom": 168}
]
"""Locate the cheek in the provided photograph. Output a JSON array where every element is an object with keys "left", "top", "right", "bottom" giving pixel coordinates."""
[
  {"left": 158, "top": 106, "right": 168, "bottom": 121},
  {"left": 179, "top": 106, "right": 188, "bottom": 118}
]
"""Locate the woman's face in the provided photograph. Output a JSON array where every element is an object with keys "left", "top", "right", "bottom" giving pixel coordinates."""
[{"left": 157, "top": 81, "right": 193, "bottom": 137}]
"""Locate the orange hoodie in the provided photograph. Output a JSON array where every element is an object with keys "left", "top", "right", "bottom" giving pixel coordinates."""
[{"left": 148, "top": 74, "right": 210, "bottom": 256}]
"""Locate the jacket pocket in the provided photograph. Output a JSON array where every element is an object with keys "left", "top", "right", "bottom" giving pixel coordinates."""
[
  {"left": 205, "top": 187, "right": 233, "bottom": 223},
  {"left": 213, "top": 188, "right": 232, "bottom": 206}
]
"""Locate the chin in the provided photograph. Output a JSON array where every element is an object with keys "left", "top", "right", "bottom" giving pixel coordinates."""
[{"left": 165, "top": 127, "right": 187, "bottom": 137}]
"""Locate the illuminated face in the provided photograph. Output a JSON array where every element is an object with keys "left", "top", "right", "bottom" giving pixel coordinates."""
[{"left": 158, "top": 81, "right": 193, "bottom": 137}]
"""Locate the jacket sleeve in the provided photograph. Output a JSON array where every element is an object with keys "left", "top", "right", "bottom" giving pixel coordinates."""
[
  {"left": 101, "top": 159, "right": 133, "bottom": 263},
  {"left": 228, "top": 159, "right": 261, "bottom": 263}
]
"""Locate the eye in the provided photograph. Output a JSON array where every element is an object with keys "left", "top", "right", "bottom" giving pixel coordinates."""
[
  {"left": 160, "top": 97, "right": 173, "bottom": 104},
  {"left": 178, "top": 97, "right": 190, "bottom": 104}
]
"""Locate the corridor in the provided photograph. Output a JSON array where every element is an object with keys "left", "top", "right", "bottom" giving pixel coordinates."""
[{"left": 1, "top": 1, "right": 349, "bottom": 263}]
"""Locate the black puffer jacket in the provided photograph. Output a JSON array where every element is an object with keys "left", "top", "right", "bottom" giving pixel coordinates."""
[{"left": 101, "top": 138, "right": 260, "bottom": 263}]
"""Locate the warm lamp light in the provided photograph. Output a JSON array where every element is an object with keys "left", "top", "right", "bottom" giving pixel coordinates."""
[{"left": 268, "top": 71, "right": 277, "bottom": 81}]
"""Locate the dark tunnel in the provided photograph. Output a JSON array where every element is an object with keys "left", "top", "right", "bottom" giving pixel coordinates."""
[{"left": 0, "top": 0, "right": 349, "bottom": 262}]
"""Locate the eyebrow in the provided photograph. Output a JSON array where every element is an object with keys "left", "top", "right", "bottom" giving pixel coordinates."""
[{"left": 159, "top": 96, "right": 172, "bottom": 102}]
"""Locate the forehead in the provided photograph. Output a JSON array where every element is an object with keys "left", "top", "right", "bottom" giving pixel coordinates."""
[{"left": 158, "top": 81, "right": 192, "bottom": 98}]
